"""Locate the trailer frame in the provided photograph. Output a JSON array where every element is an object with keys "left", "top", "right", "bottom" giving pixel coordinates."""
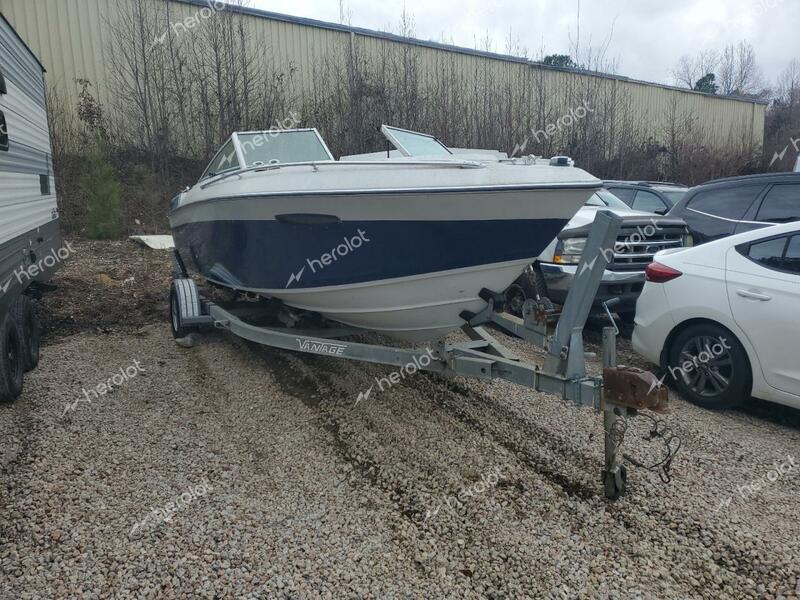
[{"left": 169, "top": 211, "right": 671, "bottom": 499}]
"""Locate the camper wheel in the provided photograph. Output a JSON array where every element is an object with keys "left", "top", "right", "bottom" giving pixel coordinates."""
[
  {"left": 12, "top": 295, "right": 41, "bottom": 371},
  {"left": 0, "top": 314, "right": 24, "bottom": 403}
]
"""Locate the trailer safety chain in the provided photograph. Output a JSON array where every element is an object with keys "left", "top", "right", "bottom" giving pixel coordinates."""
[
  {"left": 615, "top": 413, "right": 682, "bottom": 484},
  {"left": 607, "top": 412, "right": 628, "bottom": 455}
]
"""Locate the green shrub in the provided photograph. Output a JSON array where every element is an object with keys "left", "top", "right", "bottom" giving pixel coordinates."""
[{"left": 81, "top": 153, "right": 123, "bottom": 239}]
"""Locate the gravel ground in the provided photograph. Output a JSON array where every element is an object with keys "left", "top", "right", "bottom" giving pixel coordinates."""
[{"left": 1, "top": 242, "right": 799, "bottom": 599}]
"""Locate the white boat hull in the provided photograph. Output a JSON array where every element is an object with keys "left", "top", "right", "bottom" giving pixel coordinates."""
[
  {"left": 170, "top": 146, "right": 602, "bottom": 342},
  {"left": 256, "top": 258, "right": 532, "bottom": 341}
]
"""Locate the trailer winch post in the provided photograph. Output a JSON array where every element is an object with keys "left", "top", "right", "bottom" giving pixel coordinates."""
[{"left": 544, "top": 210, "right": 622, "bottom": 378}]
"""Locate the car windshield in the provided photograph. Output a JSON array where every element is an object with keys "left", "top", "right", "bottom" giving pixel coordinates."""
[
  {"left": 660, "top": 190, "right": 688, "bottom": 206},
  {"left": 237, "top": 130, "right": 333, "bottom": 167},
  {"left": 381, "top": 125, "right": 453, "bottom": 157},
  {"left": 589, "top": 190, "right": 632, "bottom": 210}
]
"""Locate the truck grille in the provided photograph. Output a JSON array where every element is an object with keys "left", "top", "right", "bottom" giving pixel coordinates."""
[{"left": 608, "top": 226, "right": 687, "bottom": 271}]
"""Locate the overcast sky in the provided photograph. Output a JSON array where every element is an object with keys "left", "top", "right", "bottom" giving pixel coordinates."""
[{"left": 251, "top": 0, "right": 799, "bottom": 88}]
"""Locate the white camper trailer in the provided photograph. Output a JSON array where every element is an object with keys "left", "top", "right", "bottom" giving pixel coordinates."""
[{"left": 0, "top": 14, "right": 62, "bottom": 402}]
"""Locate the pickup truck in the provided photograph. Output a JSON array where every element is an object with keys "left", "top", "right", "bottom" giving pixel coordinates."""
[{"left": 506, "top": 190, "right": 692, "bottom": 319}]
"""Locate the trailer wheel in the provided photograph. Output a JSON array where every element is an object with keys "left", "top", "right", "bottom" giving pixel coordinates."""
[
  {"left": 12, "top": 295, "right": 40, "bottom": 371},
  {"left": 0, "top": 314, "right": 24, "bottom": 403},
  {"left": 170, "top": 279, "right": 201, "bottom": 339}
]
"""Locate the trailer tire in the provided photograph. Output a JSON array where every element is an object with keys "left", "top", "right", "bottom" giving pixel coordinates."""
[
  {"left": 0, "top": 314, "right": 24, "bottom": 403},
  {"left": 170, "top": 279, "right": 201, "bottom": 339},
  {"left": 12, "top": 295, "right": 40, "bottom": 372}
]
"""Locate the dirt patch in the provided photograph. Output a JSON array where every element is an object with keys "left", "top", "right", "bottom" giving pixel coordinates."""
[{"left": 40, "top": 238, "right": 173, "bottom": 340}]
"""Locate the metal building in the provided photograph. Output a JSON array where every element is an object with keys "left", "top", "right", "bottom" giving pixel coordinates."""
[{"left": 0, "top": 0, "right": 766, "bottom": 153}]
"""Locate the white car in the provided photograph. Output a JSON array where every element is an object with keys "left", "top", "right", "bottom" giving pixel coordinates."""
[{"left": 633, "top": 222, "right": 800, "bottom": 410}]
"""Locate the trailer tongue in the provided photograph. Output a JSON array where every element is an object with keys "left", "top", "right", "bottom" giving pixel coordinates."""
[{"left": 169, "top": 211, "right": 678, "bottom": 499}]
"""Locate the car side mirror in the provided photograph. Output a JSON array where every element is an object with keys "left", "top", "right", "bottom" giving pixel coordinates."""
[{"left": 654, "top": 208, "right": 667, "bottom": 215}]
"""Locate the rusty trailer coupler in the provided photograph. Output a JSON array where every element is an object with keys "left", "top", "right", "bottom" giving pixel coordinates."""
[{"left": 603, "top": 366, "right": 670, "bottom": 413}]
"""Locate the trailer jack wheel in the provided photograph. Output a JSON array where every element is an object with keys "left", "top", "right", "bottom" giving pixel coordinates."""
[{"left": 603, "top": 465, "right": 627, "bottom": 500}]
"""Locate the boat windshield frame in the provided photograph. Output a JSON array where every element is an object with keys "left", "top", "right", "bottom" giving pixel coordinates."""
[
  {"left": 199, "top": 138, "right": 242, "bottom": 182},
  {"left": 381, "top": 125, "right": 453, "bottom": 158},
  {"left": 199, "top": 128, "right": 335, "bottom": 183}
]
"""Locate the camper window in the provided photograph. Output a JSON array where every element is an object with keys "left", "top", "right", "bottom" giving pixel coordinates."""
[
  {"left": 40, "top": 174, "right": 50, "bottom": 195},
  {"left": 0, "top": 71, "right": 6, "bottom": 94},
  {"left": 0, "top": 112, "right": 8, "bottom": 151}
]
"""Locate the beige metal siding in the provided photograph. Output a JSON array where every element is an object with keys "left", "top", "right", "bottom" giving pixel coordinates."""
[{"left": 0, "top": 0, "right": 765, "bottom": 151}]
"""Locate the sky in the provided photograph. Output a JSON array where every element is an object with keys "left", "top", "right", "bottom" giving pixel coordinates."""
[{"left": 249, "top": 0, "right": 799, "bottom": 89}]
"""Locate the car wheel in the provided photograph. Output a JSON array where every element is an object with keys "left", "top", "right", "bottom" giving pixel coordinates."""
[{"left": 667, "top": 324, "right": 750, "bottom": 410}]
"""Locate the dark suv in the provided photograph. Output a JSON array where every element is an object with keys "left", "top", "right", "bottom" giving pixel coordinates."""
[
  {"left": 668, "top": 173, "right": 800, "bottom": 245},
  {"left": 604, "top": 181, "right": 689, "bottom": 215}
]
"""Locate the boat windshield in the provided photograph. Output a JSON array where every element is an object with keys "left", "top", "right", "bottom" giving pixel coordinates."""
[
  {"left": 381, "top": 125, "right": 453, "bottom": 158},
  {"left": 201, "top": 139, "right": 240, "bottom": 180},
  {"left": 236, "top": 129, "right": 333, "bottom": 167}
]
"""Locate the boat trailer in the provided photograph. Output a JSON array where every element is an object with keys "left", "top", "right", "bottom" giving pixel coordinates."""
[{"left": 170, "top": 211, "right": 675, "bottom": 499}]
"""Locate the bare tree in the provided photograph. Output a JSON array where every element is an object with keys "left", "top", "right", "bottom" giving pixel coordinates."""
[
  {"left": 503, "top": 28, "right": 528, "bottom": 57},
  {"left": 718, "top": 41, "right": 763, "bottom": 96},
  {"left": 672, "top": 50, "right": 719, "bottom": 89},
  {"left": 673, "top": 55, "right": 695, "bottom": 88},
  {"left": 338, "top": 0, "right": 352, "bottom": 25},
  {"left": 777, "top": 59, "right": 800, "bottom": 105},
  {"left": 764, "top": 59, "right": 800, "bottom": 170}
]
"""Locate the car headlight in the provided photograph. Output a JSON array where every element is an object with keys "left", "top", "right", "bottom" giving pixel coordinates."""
[{"left": 554, "top": 238, "right": 587, "bottom": 264}]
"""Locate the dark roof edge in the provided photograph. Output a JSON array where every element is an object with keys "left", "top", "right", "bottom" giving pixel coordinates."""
[
  {"left": 0, "top": 13, "right": 46, "bottom": 73},
  {"left": 702, "top": 172, "right": 800, "bottom": 186},
  {"left": 175, "top": 0, "right": 768, "bottom": 106}
]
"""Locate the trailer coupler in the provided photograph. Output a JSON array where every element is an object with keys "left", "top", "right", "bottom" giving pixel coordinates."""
[{"left": 603, "top": 366, "right": 670, "bottom": 413}]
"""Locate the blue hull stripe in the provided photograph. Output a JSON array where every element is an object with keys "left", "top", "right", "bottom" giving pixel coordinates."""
[{"left": 173, "top": 218, "right": 567, "bottom": 289}]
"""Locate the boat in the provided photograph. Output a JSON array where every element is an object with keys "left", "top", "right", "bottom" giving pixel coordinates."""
[{"left": 168, "top": 125, "right": 601, "bottom": 341}]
